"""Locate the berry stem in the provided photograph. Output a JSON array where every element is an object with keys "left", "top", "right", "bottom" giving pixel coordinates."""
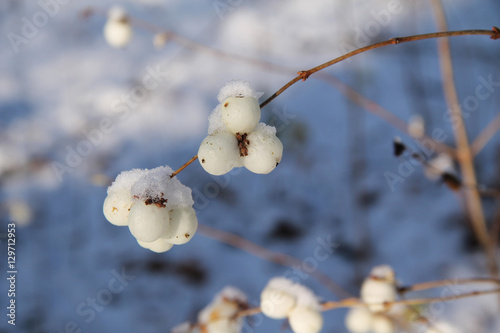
[
  {"left": 259, "top": 28, "right": 499, "bottom": 109},
  {"left": 170, "top": 155, "right": 198, "bottom": 178}
]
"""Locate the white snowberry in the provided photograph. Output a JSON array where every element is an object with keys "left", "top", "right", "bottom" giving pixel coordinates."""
[
  {"left": 360, "top": 266, "right": 397, "bottom": 313},
  {"left": 103, "top": 189, "right": 133, "bottom": 226},
  {"left": 221, "top": 96, "right": 261, "bottom": 134},
  {"left": 371, "top": 314, "right": 395, "bottom": 333},
  {"left": 198, "top": 131, "right": 242, "bottom": 175},
  {"left": 128, "top": 202, "right": 170, "bottom": 242},
  {"left": 260, "top": 287, "right": 296, "bottom": 319},
  {"left": 244, "top": 124, "right": 283, "bottom": 174},
  {"left": 103, "top": 7, "right": 132, "bottom": 48},
  {"left": 137, "top": 238, "right": 174, "bottom": 253},
  {"left": 345, "top": 307, "right": 373, "bottom": 333},
  {"left": 288, "top": 306, "right": 324, "bottom": 333},
  {"left": 163, "top": 207, "right": 198, "bottom": 245}
]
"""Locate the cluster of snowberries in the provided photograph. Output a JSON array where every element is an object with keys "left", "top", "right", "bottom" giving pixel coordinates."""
[
  {"left": 345, "top": 265, "right": 398, "bottom": 333},
  {"left": 103, "top": 166, "right": 197, "bottom": 253},
  {"left": 172, "top": 278, "right": 322, "bottom": 333},
  {"left": 260, "top": 277, "right": 323, "bottom": 333},
  {"left": 198, "top": 81, "right": 283, "bottom": 175},
  {"left": 172, "top": 287, "right": 248, "bottom": 333}
]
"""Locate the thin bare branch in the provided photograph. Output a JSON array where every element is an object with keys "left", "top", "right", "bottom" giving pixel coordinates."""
[
  {"left": 197, "top": 224, "right": 351, "bottom": 299},
  {"left": 429, "top": 0, "right": 498, "bottom": 277},
  {"left": 471, "top": 111, "right": 500, "bottom": 156}
]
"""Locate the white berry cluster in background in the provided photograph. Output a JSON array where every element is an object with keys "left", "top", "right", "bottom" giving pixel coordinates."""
[
  {"left": 345, "top": 265, "right": 398, "bottom": 333},
  {"left": 198, "top": 81, "right": 283, "bottom": 175},
  {"left": 260, "top": 277, "right": 324, "bottom": 333},
  {"left": 103, "top": 166, "right": 197, "bottom": 253},
  {"left": 103, "top": 6, "right": 133, "bottom": 48},
  {"left": 172, "top": 287, "right": 248, "bottom": 333}
]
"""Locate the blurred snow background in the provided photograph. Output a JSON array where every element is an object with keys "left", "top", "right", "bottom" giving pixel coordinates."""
[{"left": 1, "top": 0, "right": 500, "bottom": 332}]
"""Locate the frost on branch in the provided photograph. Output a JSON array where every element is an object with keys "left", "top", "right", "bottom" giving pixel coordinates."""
[
  {"left": 103, "top": 166, "right": 197, "bottom": 253},
  {"left": 260, "top": 277, "right": 323, "bottom": 333},
  {"left": 200, "top": 81, "right": 283, "bottom": 176}
]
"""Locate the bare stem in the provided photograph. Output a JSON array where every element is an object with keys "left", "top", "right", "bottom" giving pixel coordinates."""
[
  {"left": 170, "top": 155, "right": 198, "bottom": 178},
  {"left": 471, "top": 110, "right": 500, "bottom": 156},
  {"left": 260, "top": 28, "right": 499, "bottom": 109},
  {"left": 429, "top": 0, "right": 498, "bottom": 277},
  {"left": 197, "top": 224, "right": 351, "bottom": 299},
  {"left": 399, "top": 277, "right": 500, "bottom": 293}
]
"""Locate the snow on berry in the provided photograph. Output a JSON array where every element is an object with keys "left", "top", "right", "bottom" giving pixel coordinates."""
[
  {"left": 424, "top": 153, "right": 456, "bottom": 181},
  {"left": 162, "top": 207, "right": 198, "bottom": 245},
  {"left": 260, "top": 277, "right": 322, "bottom": 332},
  {"left": 360, "top": 265, "right": 397, "bottom": 313},
  {"left": 260, "top": 287, "right": 296, "bottom": 319},
  {"left": 217, "top": 80, "right": 263, "bottom": 103},
  {"left": 221, "top": 96, "right": 261, "bottom": 134},
  {"left": 103, "top": 6, "right": 133, "bottom": 48},
  {"left": 198, "top": 131, "right": 243, "bottom": 175},
  {"left": 131, "top": 166, "right": 194, "bottom": 209},
  {"left": 103, "top": 166, "right": 197, "bottom": 252},
  {"left": 244, "top": 123, "right": 283, "bottom": 174},
  {"left": 345, "top": 306, "right": 373, "bottom": 333},
  {"left": 288, "top": 306, "right": 324, "bottom": 333},
  {"left": 128, "top": 201, "right": 170, "bottom": 242},
  {"left": 103, "top": 169, "right": 146, "bottom": 226},
  {"left": 198, "top": 286, "right": 247, "bottom": 333}
]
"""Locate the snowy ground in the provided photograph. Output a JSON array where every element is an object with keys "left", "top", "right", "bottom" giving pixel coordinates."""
[{"left": 1, "top": 0, "right": 500, "bottom": 332}]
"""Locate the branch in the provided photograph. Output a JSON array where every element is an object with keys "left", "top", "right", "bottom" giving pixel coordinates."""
[
  {"left": 259, "top": 28, "right": 499, "bottom": 109},
  {"left": 197, "top": 224, "right": 351, "bottom": 299},
  {"left": 471, "top": 110, "right": 500, "bottom": 156},
  {"left": 429, "top": 0, "right": 498, "bottom": 277}
]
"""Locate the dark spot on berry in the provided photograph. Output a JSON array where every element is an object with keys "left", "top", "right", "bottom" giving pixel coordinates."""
[
  {"left": 201, "top": 159, "right": 205, "bottom": 163},
  {"left": 185, "top": 233, "right": 190, "bottom": 238},
  {"left": 224, "top": 102, "right": 229, "bottom": 107}
]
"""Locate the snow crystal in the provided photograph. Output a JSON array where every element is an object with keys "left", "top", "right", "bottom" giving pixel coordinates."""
[
  {"left": 253, "top": 122, "right": 277, "bottom": 136},
  {"left": 107, "top": 166, "right": 194, "bottom": 209},
  {"left": 266, "top": 277, "right": 321, "bottom": 310},
  {"left": 107, "top": 169, "right": 146, "bottom": 195},
  {"left": 424, "top": 154, "right": 456, "bottom": 181},
  {"left": 207, "top": 104, "right": 224, "bottom": 134},
  {"left": 369, "top": 265, "right": 395, "bottom": 281},
  {"left": 130, "top": 166, "right": 194, "bottom": 209},
  {"left": 217, "top": 80, "right": 263, "bottom": 103},
  {"left": 215, "top": 286, "right": 247, "bottom": 303}
]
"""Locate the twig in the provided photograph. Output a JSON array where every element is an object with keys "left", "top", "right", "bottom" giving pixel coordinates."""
[
  {"left": 260, "top": 28, "right": 499, "bottom": 109},
  {"left": 471, "top": 110, "right": 500, "bottom": 156},
  {"left": 317, "top": 73, "right": 456, "bottom": 157},
  {"left": 197, "top": 224, "right": 351, "bottom": 299},
  {"left": 170, "top": 155, "right": 198, "bottom": 178},
  {"left": 398, "top": 277, "right": 500, "bottom": 293},
  {"left": 429, "top": 0, "right": 498, "bottom": 277}
]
